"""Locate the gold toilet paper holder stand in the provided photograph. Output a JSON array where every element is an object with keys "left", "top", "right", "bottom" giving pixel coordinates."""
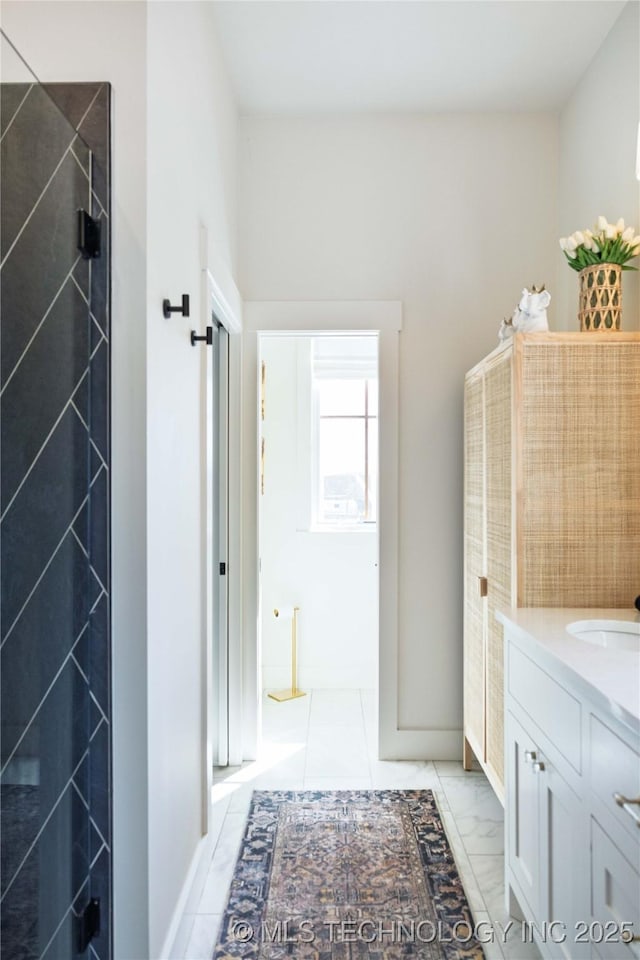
[{"left": 268, "top": 606, "right": 306, "bottom": 702}]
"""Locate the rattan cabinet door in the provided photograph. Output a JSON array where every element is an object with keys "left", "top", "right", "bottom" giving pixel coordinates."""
[
  {"left": 484, "top": 350, "right": 513, "bottom": 794},
  {"left": 518, "top": 338, "right": 640, "bottom": 608},
  {"left": 463, "top": 347, "right": 513, "bottom": 800},
  {"left": 463, "top": 370, "right": 486, "bottom": 768}
]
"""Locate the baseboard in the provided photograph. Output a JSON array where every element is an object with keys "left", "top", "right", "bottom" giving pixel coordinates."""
[
  {"left": 378, "top": 727, "right": 462, "bottom": 761},
  {"left": 158, "top": 831, "right": 208, "bottom": 960}
]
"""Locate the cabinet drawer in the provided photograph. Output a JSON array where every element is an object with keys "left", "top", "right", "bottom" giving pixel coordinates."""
[
  {"left": 590, "top": 716, "right": 640, "bottom": 846},
  {"left": 591, "top": 818, "right": 640, "bottom": 959},
  {"left": 508, "top": 645, "right": 582, "bottom": 772}
]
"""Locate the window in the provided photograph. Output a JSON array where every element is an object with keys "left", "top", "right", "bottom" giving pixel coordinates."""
[{"left": 312, "top": 337, "right": 378, "bottom": 528}]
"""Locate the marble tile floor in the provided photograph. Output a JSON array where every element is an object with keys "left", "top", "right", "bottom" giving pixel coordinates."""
[{"left": 168, "top": 689, "right": 540, "bottom": 960}]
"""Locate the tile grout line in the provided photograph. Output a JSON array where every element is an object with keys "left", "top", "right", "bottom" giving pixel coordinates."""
[
  {"left": 1, "top": 394, "right": 84, "bottom": 522},
  {"left": 71, "top": 526, "right": 89, "bottom": 560},
  {"left": 2, "top": 739, "right": 94, "bottom": 903},
  {"left": 90, "top": 842, "right": 106, "bottom": 871},
  {"left": 90, "top": 437, "right": 108, "bottom": 472},
  {"left": 1, "top": 495, "right": 89, "bottom": 648},
  {"left": 0, "top": 626, "right": 89, "bottom": 776},
  {"left": 71, "top": 271, "right": 90, "bottom": 307},
  {"left": 21, "top": 82, "right": 106, "bottom": 262},
  {"left": 0, "top": 255, "right": 82, "bottom": 398},
  {"left": 89, "top": 562, "right": 108, "bottom": 598},
  {"left": 73, "top": 775, "right": 109, "bottom": 851},
  {"left": 0, "top": 83, "right": 34, "bottom": 144},
  {"left": 71, "top": 651, "right": 89, "bottom": 685},
  {"left": 71, "top": 274, "right": 110, "bottom": 341},
  {"left": 70, "top": 143, "right": 91, "bottom": 180},
  {"left": 76, "top": 83, "right": 105, "bottom": 140},
  {"left": 90, "top": 716, "right": 108, "bottom": 744},
  {"left": 68, "top": 140, "right": 109, "bottom": 220},
  {"left": 90, "top": 463, "right": 106, "bottom": 490},
  {"left": 72, "top": 777, "right": 91, "bottom": 814},
  {"left": 89, "top": 688, "right": 108, "bottom": 725},
  {"left": 37, "top": 897, "right": 84, "bottom": 960},
  {"left": 92, "top": 311, "right": 110, "bottom": 343},
  {"left": 89, "top": 814, "right": 110, "bottom": 854},
  {"left": 93, "top": 191, "right": 108, "bottom": 219},
  {"left": 71, "top": 398, "right": 89, "bottom": 432},
  {"left": 89, "top": 588, "right": 107, "bottom": 616},
  {"left": 1, "top": 137, "right": 81, "bottom": 270},
  {"left": 90, "top": 332, "right": 107, "bottom": 360}
]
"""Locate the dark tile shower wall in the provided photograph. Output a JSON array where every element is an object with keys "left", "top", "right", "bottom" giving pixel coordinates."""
[{"left": 1, "top": 82, "right": 111, "bottom": 959}]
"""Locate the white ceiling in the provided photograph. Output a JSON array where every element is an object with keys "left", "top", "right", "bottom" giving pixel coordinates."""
[{"left": 212, "top": 1, "right": 627, "bottom": 115}]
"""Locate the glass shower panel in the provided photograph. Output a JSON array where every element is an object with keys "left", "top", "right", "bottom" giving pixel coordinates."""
[{"left": 1, "top": 30, "right": 111, "bottom": 960}]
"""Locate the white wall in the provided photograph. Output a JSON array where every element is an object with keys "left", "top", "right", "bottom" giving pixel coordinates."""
[
  {"left": 239, "top": 114, "right": 558, "bottom": 749},
  {"left": 0, "top": 2, "right": 150, "bottom": 955},
  {"left": 1, "top": 2, "right": 240, "bottom": 955},
  {"left": 558, "top": 1, "right": 640, "bottom": 329},
  {"left": 146, "top": 3, "right": 238, "bottom": 956},
  {"left": 260, "top": 337, "right": 377, "bottom": 691}
]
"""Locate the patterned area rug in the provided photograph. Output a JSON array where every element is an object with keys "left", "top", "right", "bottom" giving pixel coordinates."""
[{"left": 214, "top": 789, "right": 484, "bottom": 959}]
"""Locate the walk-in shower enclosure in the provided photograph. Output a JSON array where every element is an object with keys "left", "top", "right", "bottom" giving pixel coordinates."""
[{"left": 1, "top": 33, "right": 112, "bottom": 959}]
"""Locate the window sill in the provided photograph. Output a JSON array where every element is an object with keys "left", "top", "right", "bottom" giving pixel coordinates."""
[{"left": 306, "top": 523, "right": 377, "bottom": 535}]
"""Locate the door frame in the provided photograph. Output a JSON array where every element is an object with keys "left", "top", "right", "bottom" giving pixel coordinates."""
[
  {"left": 201, "top": 261, "right": 242, "bottom": 834},
  {"left": 241, "top": 301, "right": 402, "bottom": 761}
]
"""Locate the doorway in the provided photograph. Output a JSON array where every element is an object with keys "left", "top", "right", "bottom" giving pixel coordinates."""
[
  {"left": 258, "top": 333, "right": 379, "bottom": 719},
  {"left": 240, "top": 300, "right": 402, "bottom": 763}
]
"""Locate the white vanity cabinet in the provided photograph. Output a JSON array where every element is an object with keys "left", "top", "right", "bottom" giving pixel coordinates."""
[
  {"left": 506, "top": 644, "right": 589, "bottom": 959},
  {"left": 500, "top": 609, "right": 640, "bottom": 960},
  {"left": 589, "top": 717, "right": 640, "bottom": 960}
]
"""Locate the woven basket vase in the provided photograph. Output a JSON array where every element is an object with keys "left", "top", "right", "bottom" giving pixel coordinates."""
[{"left": 578, "top": 262, "right": 622, "bottom": 331}]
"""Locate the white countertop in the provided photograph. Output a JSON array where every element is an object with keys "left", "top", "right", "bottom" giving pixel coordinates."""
[{"left": 496, "top": 607, "right": 640, "bottom": 735}]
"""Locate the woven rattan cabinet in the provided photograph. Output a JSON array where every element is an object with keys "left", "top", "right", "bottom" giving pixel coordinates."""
[{"left": 463, "top": 332, "right": 640, "bottom": 802}]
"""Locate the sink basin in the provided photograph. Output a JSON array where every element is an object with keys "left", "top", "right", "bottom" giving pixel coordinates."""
[{"left": 567, "top": 619, "right": 640, "bottom": 653}]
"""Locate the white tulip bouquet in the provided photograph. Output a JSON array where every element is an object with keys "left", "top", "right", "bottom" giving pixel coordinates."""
[{"left": 559, "top": 216, "right": 640, "bottom": 272}]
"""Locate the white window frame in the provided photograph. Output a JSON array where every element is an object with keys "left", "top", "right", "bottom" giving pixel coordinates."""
[{"left": 310, "top": 362, "right": 379, "bottom": 532}]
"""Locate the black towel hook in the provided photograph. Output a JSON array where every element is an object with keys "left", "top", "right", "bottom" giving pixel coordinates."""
[
  {"left": 191, "top": 326, "right": 213, "bottom": 347},
  {"left": 163, "top": 294, "right": 189, "bottom": 318}
]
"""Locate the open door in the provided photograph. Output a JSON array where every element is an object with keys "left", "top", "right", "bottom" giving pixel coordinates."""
[
  {"left": 204, "top": 312, "right": 230, "bottom": 777},
  {"left": 211, "top": 321, "right": 230, "bottom": 767},
  {"left": 201, "top": 256, "right": 242, "bottom": 833}
]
